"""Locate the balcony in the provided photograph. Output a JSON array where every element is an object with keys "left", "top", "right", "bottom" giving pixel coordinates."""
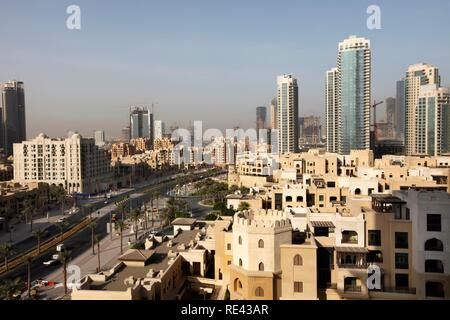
[
  {"left": 383, "top": 287, "right": 416, "bottom": 295},
  {"left": 344, "top": 285, "right": 362, "bottom": 293}
]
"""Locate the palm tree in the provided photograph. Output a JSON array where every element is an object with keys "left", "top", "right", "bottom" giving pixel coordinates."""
[
  {"left": 237, "top": 201, "right": 251, "bottom": 212},
  {"left": 131, "top": 209, "right": 141, "bottom": 242},
  {"left": 22, "top": 255, "right": 33, "bottom": 300},
  {"left": 54, "top": 187, "right": 67, "bottom": 216},
  {"left": 58, "top": 250, "right": 71, "bottom": 295},
  {"left": 115, "top": 200, "right": 128, "bottom": 221},
  {"left": 95, "top": 234, "right": 101, "bottom": 273},
  {"left": 89, "top": 221, "right": 97, "bottom": 255},
  {"left": 115, "top": 220, "right": 125, "bottom": 255},
  {"left": 0, "top": 243, "right": 13, "bottom": 271},
  {"left": 21, "top": 199, "right": 35, "bottom": 232},
  {"left": 152, "top": 191, "right": 160, "bottom": 228},
  {"left": 33, "top": 229, "right": 46, "bottom": 254},
  {"left": 0, "top": 277, "right": 22, "bottom": 300}
]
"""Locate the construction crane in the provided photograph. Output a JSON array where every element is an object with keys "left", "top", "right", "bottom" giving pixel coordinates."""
[{"left": 370, "top": 100, "right": 384, "bottom": 151}]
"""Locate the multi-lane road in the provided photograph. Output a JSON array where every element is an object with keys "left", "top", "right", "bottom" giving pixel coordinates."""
[{"left": 0, "top": 168, "right": 224, "bottom": 297}]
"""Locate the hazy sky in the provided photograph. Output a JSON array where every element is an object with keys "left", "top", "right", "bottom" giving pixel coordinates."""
[{"left": 1, "top": 0, "right": 450, "bottom": 139}]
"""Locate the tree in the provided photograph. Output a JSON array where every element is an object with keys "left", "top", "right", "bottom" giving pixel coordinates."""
[
  {"left": 22, "top": 255, "right": 33, "bottom": 300},
  {"left": 33, "top": 229, "right": 47, "bottom": 254},
  {"left": 115, "top": 220, "right": 125, "bottom": 255},
  {"left": 154, "top": 191, "right": 160, "bottom": 227},
  {"left": 237, "top": 201, "right": 251, "bottom": 212},
  {"left": 131, "top": 209, "right": 141, "bottom": 242},
  {"left": 95, "top": 234, "right": 101, "bottom": 273},
  {"left": 115, "top": 199, "right": 128, "bottom": 221},
  {"left": 21, "top": 199, "right": 35, "bottom": 232},
  {"left": 0, "top": 277, "right": 22, "bottom": 300},
  {"left": 58, "top": 250, "right": 72, "bottom": 295},
  {"left": 52, "top": 186, "right": 67, "bottom": 216},
  {"left": 0, "top": 243, "right": 13, "bottom": 271},
  {"left": 89, "top": 221, "right": 97, "bottom": 255}
]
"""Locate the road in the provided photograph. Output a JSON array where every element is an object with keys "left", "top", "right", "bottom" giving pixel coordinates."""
[{"left": 0, "top": 169, "right": 221, "bottom": 298}]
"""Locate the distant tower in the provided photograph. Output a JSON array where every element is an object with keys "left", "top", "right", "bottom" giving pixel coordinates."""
[
  {"left": 404, "top": 63, "right": 440, "bottom": 155},
  {"left": 130, "top": 106, "right": 154, "bottom": 147},
  {"left": 256, "top": 106, "right": 267, "bottom": 140},
  {"left": 1, "top": 80, "right": 26, "bottom": 156},
  {"left": 277, "top": 74, "right": 299, "bottom": 154},
  {"left": 325, "top": 68, "right": 338, "bottom": 153},
  {"left": 385, "top": 97, "right": 396, "bottom": 138},
  {"left": 395, "top": 79, "right": 406, "bottom": 142},
  {"left": 336, "top": 36, "right": 371, "bottom": 155},
  {"left": 154, "top": 120, "right": 165, "bottom": 140},
  {"left": 269, "top": 98, "right": 278, "bottom": 130},
  {"left": 94, "top": 130, "right": 106, "bottom": 147}
]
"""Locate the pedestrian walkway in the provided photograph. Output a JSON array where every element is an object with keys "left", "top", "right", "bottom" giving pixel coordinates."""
[{"left": 0, "top": 208, "right": 69, "bottom": 245}]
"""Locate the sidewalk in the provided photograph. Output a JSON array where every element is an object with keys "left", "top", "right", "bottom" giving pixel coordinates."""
[
  {"left": 41, "top": 217, "right": 165, "bottom": 299},
  {"left": 0, "top": 208, "right": 70, "bottom": 245}
]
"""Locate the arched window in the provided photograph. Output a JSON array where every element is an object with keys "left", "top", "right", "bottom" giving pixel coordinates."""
[
  {"left": 258, "top": 239, "right": 264, "bottom": 248},
  {"left": 425, "top": 238, "right": 444, "bottom": 251},
  {"left": 255, "top": 287, "right": 264, "bottom": 297},
  {"left": 296, "top": 196, "right": 303, "bottom": 202},
  {"left": 354, "top": 188, "right": 361, "bottom": 195},
  {"left": 234, "top": 278, "right": 243, "bottom": 292},
  {"left": 294, "top": 254, "right": 303, "bottom": 266},
  {"left": 258, "top": 262, "right": 264, "bottom": 271},
  {"left": 286, "top": 196, "right": 292, "bottom": 202},
  {"left": 238, "top": 236, "right": 242, "bottom": 245},
  {"left": 239, "top": 259, "right": 243, "bottom": 267},
  {"left": 425, "top": 259, "right": 444, "bottom": 273}
]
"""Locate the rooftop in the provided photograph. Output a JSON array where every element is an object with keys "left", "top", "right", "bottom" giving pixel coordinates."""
[{"left": 91, "top": 228, "right": 202, "bottom": 292}]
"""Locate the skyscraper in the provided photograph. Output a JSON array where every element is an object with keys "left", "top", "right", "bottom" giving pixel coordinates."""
[
  {"left": 256, "top": 106, "right": 267, "bottom": 140},
  {"left": 94, "top": 130, "right": 106, "bottom": 147},
  {"left": 415, "top": 84, "right": 449, "bottom": 156},
  {"left": 121, "top": 126, "right": 130, "bottom": 142},
  {"left": 336, "top": 36, "right": 371, "bottom": 155},
  {"left": 385, "top": 97, "right": 396, "bottom": 139},
  {"left": 1, "top": 80, "right": 26, "bottom": 157},
  {"left": 404, "top": 63, "right": 440, "bottom": 155},
  {"left": 130, "top": 106, "right": 154, "bottom": 147},
  {"left": 154, "top": 120, "right": 165, "bottom": 140},
  {"left": 325, "top": 67, "right": 338, "bottom": 153},
  {"left": 269, "top": 98, "right": 278, "bottom": 130},
  {"left": 277, "top": 74, "right": 299, "bottom": 154},
  {"left": 395, "top": 79, "right": 406, "bottom": 141}
]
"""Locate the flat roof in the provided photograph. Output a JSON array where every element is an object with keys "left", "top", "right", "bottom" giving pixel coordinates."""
[
  {"left": 91, "top": 228, "right": 200, "bottom": 292},
  {"left": 172, "top": 218, "right": 197, "bottom": 226}
]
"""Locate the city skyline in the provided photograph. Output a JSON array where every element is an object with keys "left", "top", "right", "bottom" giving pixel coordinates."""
[{"left": 1, "top": 1, "right": 450, "bottom": 139}]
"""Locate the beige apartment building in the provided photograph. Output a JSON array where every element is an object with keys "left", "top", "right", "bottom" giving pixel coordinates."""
[{"left": 13, "top": 133, "right": 112, "bottom": 194}]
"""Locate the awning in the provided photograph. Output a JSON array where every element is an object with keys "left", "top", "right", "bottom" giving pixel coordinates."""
[
  {"left": 335, "top": 247, "right": 369, "bottom": 254},
  {"left": 311, "top": 221, "right": 335, "bottom": 228}
]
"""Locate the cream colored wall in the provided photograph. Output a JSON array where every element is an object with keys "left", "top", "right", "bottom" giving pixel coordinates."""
[{"left": 280, "top": 245, "right": 318, "bottom": 300}]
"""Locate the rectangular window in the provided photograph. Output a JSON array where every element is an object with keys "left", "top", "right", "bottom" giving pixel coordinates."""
[
  {"left": 427, "top": 214, "right": 441, "bottom": 232},
  {"left": 294, "top": 281, "right": 303, "bottom": 293},
  {"left": 395, "top": 232, "right": 408, "bottom": 249},
  {"left": 395, "top": 253, "right": 409, "bottom": 269},
  {"left": 227, "top": 243, "right": 231, "bottom": 250},
  {"left": 368, "top": 230, "right": 381, "bottom": 246},
  {"left": 395, "top": 274, "right": 409, "bottom": 288}
]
